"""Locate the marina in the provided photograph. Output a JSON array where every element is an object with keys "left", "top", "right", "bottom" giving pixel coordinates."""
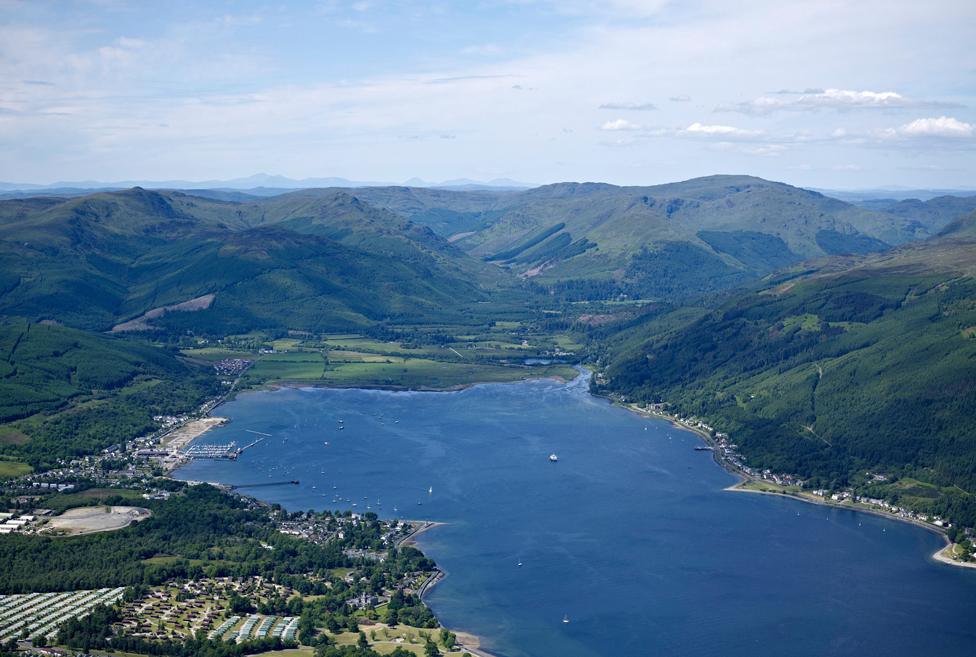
[{"left": 183, "top": 436, "right": 267, "bottom": 460}]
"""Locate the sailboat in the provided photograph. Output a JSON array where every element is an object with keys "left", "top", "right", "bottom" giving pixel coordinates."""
[
  {"left": 562, "top": 614, "right": 570, "bottom": 624},
  {"left": 428, "top": 486, "right": 433, "bottom": 495}
]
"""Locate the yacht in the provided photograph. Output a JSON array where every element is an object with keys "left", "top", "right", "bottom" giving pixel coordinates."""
[{"left": 549, "top": 453, "right": 559, "bottom": 463}]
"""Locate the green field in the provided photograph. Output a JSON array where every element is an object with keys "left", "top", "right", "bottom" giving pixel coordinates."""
[
  {"left": 248, "top": 350, "right": 577, "bottom": 390},
  {"left": 0, "top": 458, "right": 31, "bottom": 479},
  {"left": 249, "top": 351, "right": 327, "bottom": 380},
  {"left": 333, "top": 624, "right": 468, "bottom": 657},
  {"left": 45, "top": 487, "right": 146, "bottom": 513}
]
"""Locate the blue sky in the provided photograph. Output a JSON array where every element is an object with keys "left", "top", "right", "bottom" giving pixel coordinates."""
[{"left": 1, "top": 0, "right": 974, "bottom": 188}]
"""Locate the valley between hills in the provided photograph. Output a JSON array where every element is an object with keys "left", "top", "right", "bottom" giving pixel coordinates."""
[{"left": 2, "top": 175, "right": 976, "bottom": 656}]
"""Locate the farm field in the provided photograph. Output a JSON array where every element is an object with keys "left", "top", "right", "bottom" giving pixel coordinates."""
[
  {"left": 187, "top": 328, "right": 582, "bottom": 391},
  {"left": 0, "top": 458, "right": 30, "bottom": 479}
]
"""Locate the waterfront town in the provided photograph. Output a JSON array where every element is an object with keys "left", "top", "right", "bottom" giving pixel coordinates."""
[{"left": 620, "top": 397, "right": 974, "bottom": 560}]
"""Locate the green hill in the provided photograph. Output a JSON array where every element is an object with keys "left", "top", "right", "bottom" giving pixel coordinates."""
[
  {"left": 343, "top": 176, "right": 938, "bottom": 302},
  {"left": 0, "top": 318, "right": 216, "bottom": 468},
  {"left": 290, "top": 186, "right": 514, "bottom": 236},
  {"left": 597, "top": 215, "right": 976, "bottom": 526},
  {"left": 459, "top": 176, "right": 925, "bottom": 296},
  {"left": 0, "top": 188, "right": 510, "bottom": 332}
]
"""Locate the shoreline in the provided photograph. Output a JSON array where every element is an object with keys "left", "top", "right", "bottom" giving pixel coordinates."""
[
  {"left": 618, "top": 400, "right": 976, "bottom": 571},
  {"left": 174, "top": 370, "right": 972, "bottom": 657},
  {"left": 262, "top": 368, "right": 580, "bottom": 395},
  {"left": 396, "top": 520, "right": 446, "bottom": 548},
  {"left": 396, "top": 521, "right": 503, "bottom": 657}
]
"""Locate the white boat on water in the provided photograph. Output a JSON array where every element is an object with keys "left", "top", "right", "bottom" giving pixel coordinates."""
[{"left": 549, "top": 453, "right": 559, "bottom": 462}]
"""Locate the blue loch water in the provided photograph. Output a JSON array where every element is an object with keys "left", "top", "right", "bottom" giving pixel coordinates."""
[{"left": 175, "top": 373, "right": 976, "bottom": 657}]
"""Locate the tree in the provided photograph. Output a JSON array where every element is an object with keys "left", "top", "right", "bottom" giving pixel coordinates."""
[
  {"left": 358, "top": 632, "right": 369, "bottom": 649},
  {"left": 425, "top": 640, "right": 441, "bottom": 657}
]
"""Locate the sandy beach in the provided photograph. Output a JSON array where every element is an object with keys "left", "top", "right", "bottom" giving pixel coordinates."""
[
  {"left": 452, "top": 630, "right": 501, "bottom": 657},
  {"left": 396, "top": 520, "right": 446, "bottom": 548},
  {"left": 161, "top": 416, "right": 228, "bottom": 452},
  {"left": 932, "top": 542, "right": 976, "bottom": 569}
]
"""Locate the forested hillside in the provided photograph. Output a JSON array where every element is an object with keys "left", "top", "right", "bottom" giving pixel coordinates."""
[
  {"left": 597, "top": 214, "right": 976, "bottom": 526},
  {"left": 0, "top": 318, "right": 216, "bottom": 469},
  {"left": 346, "top": 176, "right": 947, "bottom": 302},
  {"left": 0, "top": 188, "right": 511, "bottom": 333}
]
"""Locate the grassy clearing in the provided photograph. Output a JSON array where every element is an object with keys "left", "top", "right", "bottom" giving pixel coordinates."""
[
  {"left": 249, "top": 352, "right": 326, "bottom": 380},
  {"left": 0, "top": 426, "right": 30, "bottom": 445},
  {"left": 237, "top": 334, "right": 579, "bottom": 390},
  {"left": 46, "top": 487, "right": 145, "bottom": 512},
  {"left": 0, "top": 458, "right": 31, "bottom": 478},
  {"left": 180, "top": 347, "right": 254, "bottom": 361},
  {"left": 739, "top": 480, "right": 803, "bottom": 495},
  {"left": 553, "top": 333, "right": 583, "bottom": 351},
  {"left": 325, "top": 337, "right": 445, "bottom": 357},
  {"left": 271, "top": 338, "right": 304, "bottom": 351},
  {"left": 333, "top": 624, "right": 469, "bottom": 657},
  {"left": 318, "top": 359, "right": 577, "bottom": 389},
  {"left": 329, "top": 350, "right": 406, "bottom": 364}
]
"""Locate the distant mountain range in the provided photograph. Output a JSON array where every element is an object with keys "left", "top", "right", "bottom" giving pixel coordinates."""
[
  {"left": 0, "top": 173, "right": 535, "bottom": 195},
  {"left": 815, "top": 187, "right": 976, "bottom": 202},
  {"left": 4, "top": 174, "right": 976, "bottom": 334},
  {"left": 340, "top": 175, "right": 976, "bottom": 300}
]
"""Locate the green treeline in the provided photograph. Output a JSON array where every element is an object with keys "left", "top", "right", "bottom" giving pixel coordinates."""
[{"left": 0, "top": 484, "right": 350, "bottom": 592}]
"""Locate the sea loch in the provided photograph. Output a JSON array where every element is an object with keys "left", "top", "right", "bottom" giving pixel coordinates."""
[{"left": 176, "top": 374, "right": 976, "bottom": 657}]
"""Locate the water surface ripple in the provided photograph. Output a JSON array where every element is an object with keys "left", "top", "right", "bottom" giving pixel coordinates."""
[{"left": 176, "top": 375, "right": 976, "bottom": 657}]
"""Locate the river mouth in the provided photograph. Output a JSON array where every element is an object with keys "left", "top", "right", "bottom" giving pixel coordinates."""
[{"left": 175, "top": 376, "right": 976, "bottom": 657}]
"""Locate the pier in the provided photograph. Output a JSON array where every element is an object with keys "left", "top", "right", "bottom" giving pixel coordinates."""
[{"left": 232, "top": 480, "right": 300, "bottom": 489}]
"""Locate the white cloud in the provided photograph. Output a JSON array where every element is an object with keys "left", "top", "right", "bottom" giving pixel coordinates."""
[
  {"left": 743, "top": 144, "right": 788, "bottom": 156},
  {"left": 601, "top": 118, "right": 642, "bottom": 131},
  {"left": 1, "top": 0, "right": 974, "bottom": 187},
  {"left": 895, "top": 116, "right": 973, "bottom": 138},
  {"left": 599, "top": 101, "right": 656, "bottom": 111},
  {"left": 683, "top": 122, "right": 760, "bottom": 137},
  {"left": 726, "top": 88, "right": 957, "bottom": 114}
]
